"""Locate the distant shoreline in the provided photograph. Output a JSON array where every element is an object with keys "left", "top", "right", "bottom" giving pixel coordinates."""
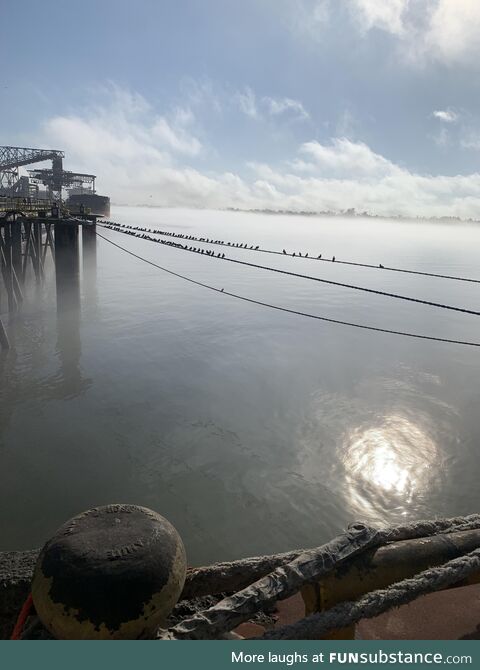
[{"left": 109, "top": 203, "right": 480, "bottom": 225}]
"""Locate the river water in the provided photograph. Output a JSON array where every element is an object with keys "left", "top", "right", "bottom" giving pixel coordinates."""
[{"left": 1, "top": 207, "right": 480, "bottom": 564}]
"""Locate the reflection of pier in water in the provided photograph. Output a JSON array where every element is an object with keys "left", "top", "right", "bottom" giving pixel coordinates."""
[{"left": 0, "top": 216, "right": 96, "bottom": 396}]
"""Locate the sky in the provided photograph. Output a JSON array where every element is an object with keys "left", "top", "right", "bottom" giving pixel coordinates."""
[{"left": 3, "top": 0, "right": 480, "bottom": 217}]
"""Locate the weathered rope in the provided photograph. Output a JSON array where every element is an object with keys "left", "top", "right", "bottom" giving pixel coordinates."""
[
  {"left": 181, "top": 514, "right": 480, "bottom": 599},
  {"left": 157, "top": 515, "right": 480, "bottom": 640},
  {"left": 262, "top": 546, "right": 480, "bottom": 639},
  {"left": 157, "top": 524, "right": 381, "bottom": 640}
]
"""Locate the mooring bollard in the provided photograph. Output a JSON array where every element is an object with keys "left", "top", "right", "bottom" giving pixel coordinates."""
[{"left": 31, "top": 504, "right": 187, "bottom": 639}]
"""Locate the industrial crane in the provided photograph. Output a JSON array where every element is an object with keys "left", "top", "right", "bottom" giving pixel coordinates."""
[{"left": 0, "top": 145, "right": 96, "bottom": 201}]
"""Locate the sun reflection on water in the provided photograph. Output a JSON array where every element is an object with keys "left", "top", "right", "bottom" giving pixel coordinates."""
[{"left": 342, "top": 415, "right": 439, "bottom": 520}]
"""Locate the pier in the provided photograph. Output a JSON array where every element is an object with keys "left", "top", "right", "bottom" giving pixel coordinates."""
[
  {"left": 0, "top": 198, "right": 98, "bottom": 350},
  {"left": 0, "top": 144, "right": 109, "bottom": 351}
]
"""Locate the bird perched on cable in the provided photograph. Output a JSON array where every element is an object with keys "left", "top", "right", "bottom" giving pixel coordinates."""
[
  {"left": 283, "top": 249, "right": 287, "bottom": 254},
  {"left": 298, "top": 252, "right": 302, "bottom": 257},
  {"left": 379, "top": 264, "right": 384, "bottom": 268},
  {"left": 332, "top": 256, "right": 335, "bottom": 262},
  {"left": 317, "top": 254, "right": 322, "bottom": 259},
  {"left": 255, "top": 246, "right": 259, "bottom": 250}
]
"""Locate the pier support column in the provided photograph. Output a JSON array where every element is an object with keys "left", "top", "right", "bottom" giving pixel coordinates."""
[
  {"left": 0, "top": 225, "right": 17, "bottom": 312},
  {"left": 54, "top": 222, "right": 84, "bottom": 395},
  {"left": 82, "top": 224, "right": 97, "bottom": 274},
  {"left": 33, "top": 221, "right": 43, "bottom": 282},
  {"left": 11, "top": 223, "right": 22, "bottom": 283},
  {"left": 54, "top": 222, "right": 80, "bottom": 311},
  {"left": 82, "top": 224, "right": 97, "bottom": 310},
  {"left": 6, "top": 224, "right": 23, "bottom": 305},
  {"left": 0, "top": 317, "right": 9, "bottom": 350}
]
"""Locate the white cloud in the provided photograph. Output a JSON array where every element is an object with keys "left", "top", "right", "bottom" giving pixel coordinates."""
[
  {"left": 347, "top": 0, "right": 480, "bottom": 67},
  {"left": 263, "top": 96, "right": 310, "bottom": 120},
  {"left": 433, "top": 109, "right": 458, "bottom": 123},
  {"left": 350, "top": 0, "right": 408, "bottom": 36},
  {"left": 235, "top": 88, "right": 310, "bottom": 122},
  {"left": 246, "top": 158, "right": 480, "bottom": 219},
  {"left": 281, "top": 1, "right": 480, "bottom": 68},
  {"left": 300, "top": 138, "right": 401, "bottom": 176},
  {"left": 424, "top": 0, "right": 480, "bottom": 66},
  {"left": 152, "top": 118, "right": 201, "bottom": 156},
  {"left": 36, "top": 86, "right": 480, "bottom": 219}
]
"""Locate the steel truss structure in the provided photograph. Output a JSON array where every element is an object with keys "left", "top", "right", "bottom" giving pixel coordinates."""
[{"left": 0, "top": 145, "right": 96, "bottom": 200}]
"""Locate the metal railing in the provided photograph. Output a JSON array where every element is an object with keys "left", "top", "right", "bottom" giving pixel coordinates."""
[{"left": 0, "top": 197, "right": 58, "bottom": 215}]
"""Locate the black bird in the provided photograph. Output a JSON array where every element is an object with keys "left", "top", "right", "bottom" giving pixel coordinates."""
[
  {"left": 332, "top": 256, "right": 335, "bottom": 262},
  {"left": 283, "top": 249, "right": 287, "bottom": 254},
  {"left": 292, "top": 252, "right": 296, "bottom": 256},
  {"left": 305, "top": 253, "right": 308, "bottom": 258},
  {"left": 221, "top": 288, "right": 224, "bottom": 292},
  {"left": 379, "top": 263, "right": 384, "bottom": 269},
  {"left": 255, "top": 246, "right": 259, "bottom": 250},
  {"left": 298, "top": 252, "right": 302, "bottom": 257},
  {"left": 317, "top": 254, "right": 322, "bottom": 259},
  {"left": 221, "top": 253, "right": 225, "bottom": 258}
]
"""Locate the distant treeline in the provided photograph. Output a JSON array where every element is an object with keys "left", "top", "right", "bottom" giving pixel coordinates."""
[
  {"left": 225, "top": 207, "right": 478, "bottom": 223},
  {"left": 113, "top": 202, "right": 479, "bottom": 224}
]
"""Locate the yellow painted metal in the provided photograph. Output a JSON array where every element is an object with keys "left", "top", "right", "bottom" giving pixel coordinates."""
[{"left": 301, "top": 528, "right": 480, "bottom": 640}]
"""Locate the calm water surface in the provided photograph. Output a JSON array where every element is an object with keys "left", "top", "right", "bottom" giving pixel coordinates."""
[{"left": 1, "top": 207, "right": 480, "bottom": 564}]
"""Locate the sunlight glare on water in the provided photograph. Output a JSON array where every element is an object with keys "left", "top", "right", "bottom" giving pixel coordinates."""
[{"left": 343, "top": 415, "right": 440, "bottom": 520}]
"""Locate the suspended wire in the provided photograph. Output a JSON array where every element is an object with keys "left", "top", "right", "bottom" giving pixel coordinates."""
[
  {"left": 100, "top": 220, "right": 480, "bottom": 285},
  {"left": 95, "top": 231, "right": 480, "bottom": 348},
  {"left": 99, "top": 223, "right": 480, "bottom": 318}
]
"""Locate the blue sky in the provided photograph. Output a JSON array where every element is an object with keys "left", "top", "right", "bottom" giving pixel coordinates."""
[{"left": 3, "top": 0, "right": 480, "bottom": 216}]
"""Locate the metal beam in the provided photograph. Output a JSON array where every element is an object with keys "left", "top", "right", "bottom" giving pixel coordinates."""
[
  {"left": 0, "top": 146, "right": 65, "bottom": 195},
  {"left": 0, "top": 146, "right": 64, "bottom": 171}
]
